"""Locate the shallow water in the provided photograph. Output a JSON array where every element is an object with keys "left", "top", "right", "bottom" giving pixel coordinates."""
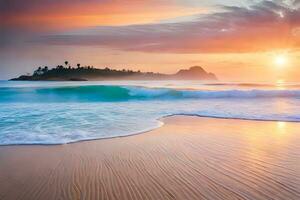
[{"left": 1, "top": 80, "right": 300, "bottom": 145}]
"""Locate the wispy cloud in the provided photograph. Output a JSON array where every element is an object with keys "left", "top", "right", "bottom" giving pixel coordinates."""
[
  {"left": 37, "top": 0, "right": 300, "bottom": 53},
  {"left": 0, "top": 0, "right": 204, "bottom": 29}
]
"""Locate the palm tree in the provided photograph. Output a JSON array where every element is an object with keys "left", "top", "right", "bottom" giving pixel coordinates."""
[
  {"left": 65, "top": 61, "right": 69, "bottom": 67},
  {"left": 42, "top": 66, "right": 48, "bottom": 73},
  {"left": 77, "top": 63, "right": 80, "bottom": 68},
  {"left": 34, "top": 67, "right": 42, "bottom": 75}
]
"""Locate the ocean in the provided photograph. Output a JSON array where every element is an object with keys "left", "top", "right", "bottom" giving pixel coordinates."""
[{"left": 1, "top": 80, "right": 300, "bottom": 145}]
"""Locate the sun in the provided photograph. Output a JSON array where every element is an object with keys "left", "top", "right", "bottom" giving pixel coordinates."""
[{"left": 274, "top": 55, "right": 287, "bottom": 67}]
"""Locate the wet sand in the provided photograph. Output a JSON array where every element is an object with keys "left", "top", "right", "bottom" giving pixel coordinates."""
[{"left": 0, "top": 116, "right": 299, "bottom": 200}]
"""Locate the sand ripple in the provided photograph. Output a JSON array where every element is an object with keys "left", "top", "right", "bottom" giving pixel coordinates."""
[{"left": 0, "top": 116, "right": 299, "bottom": 200}]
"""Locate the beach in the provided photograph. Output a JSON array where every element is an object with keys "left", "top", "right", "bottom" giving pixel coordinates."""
[
  {"left": 2, "top": 0, "right": 300, "bottom": 199},
  {"left": 0, "top": 116, "right": 299, "bottom": 200}
]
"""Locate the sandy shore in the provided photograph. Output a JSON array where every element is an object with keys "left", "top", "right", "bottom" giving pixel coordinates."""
[{"left": 0, "top": 116, "right": 299, "bottom": 200}]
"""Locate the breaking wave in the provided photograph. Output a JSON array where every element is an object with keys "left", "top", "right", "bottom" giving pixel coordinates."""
[
  {"left": 1, "top": 83, "right": 300, "bottom": 145},
  {"left": 1, "top": 85, "right": 300, "bottom": 102}
]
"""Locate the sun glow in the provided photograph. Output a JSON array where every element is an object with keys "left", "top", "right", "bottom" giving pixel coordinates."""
[
  {"left": 276, "top": 79, "right": 285, "bottom": 84},
  {"left": 274, "top": 55, "right": 287, "bottom": 67}
]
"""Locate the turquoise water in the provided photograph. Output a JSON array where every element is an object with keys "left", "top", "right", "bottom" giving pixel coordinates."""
[{"left": 1, "top": 80, "right": 300, "bottom": 145}]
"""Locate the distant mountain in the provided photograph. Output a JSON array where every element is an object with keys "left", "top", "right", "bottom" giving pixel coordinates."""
[
  {"left": 174, "top": 66, "right": 217, "bottom": 80},
  {"left": 11, "top": 63, "right": 217, "bottom": 81}
]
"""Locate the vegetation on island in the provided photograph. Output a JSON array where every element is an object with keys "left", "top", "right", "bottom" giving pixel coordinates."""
[{"left": 11, "top": 61, "right": 217, "bottom": 81}]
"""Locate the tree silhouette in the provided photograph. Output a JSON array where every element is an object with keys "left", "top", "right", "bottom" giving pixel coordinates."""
[
  {"left": 33, "top": 67, "right": 42, "bottom": 76},
  {"left": 42, "top": 66, "right": 48, "bottom": 73},
  {"left": 13, "top": 62, "right": 162, "bottom": 81}
]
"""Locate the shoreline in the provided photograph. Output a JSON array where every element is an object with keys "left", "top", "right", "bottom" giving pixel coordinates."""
[
  {"left": 0, "top": 120, "right": 164, "bottom": 147},
  {"left": 1, "top": 116, "right": 299, "bottom": 199},
  {"left": 2, "top": 115, "right": 300, "bottom": 147}
]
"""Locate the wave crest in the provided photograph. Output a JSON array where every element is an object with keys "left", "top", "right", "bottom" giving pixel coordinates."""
[{"left": 1, "top": 85, "right": 300, "bottom": 102}]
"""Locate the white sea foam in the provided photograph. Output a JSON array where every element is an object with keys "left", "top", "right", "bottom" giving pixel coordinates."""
[{"left": 0, "top": 81, "right": 300, "bottom": 145}]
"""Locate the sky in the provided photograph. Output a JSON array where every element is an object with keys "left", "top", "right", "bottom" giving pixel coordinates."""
[{"left": 1, "top": 0, "right": 300, "bottom": 81}]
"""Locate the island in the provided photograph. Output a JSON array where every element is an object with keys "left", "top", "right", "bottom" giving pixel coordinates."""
[{"left": 11, "top": 61, "right": 217, "bottom": 81}]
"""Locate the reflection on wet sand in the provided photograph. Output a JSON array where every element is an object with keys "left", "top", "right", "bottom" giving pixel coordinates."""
[{"left": 0, "top": 116, "right": 299, "bottom": 200}]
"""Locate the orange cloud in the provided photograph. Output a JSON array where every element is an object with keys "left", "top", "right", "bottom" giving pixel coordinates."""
[
  {"left": 1, "top": 0, "right": 206, "bottom": 30},
  {"left": 37, "top": 1, "right": 300, "bottom": 53}
]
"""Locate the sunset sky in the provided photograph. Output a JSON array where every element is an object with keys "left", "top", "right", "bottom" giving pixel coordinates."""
[{"left": 1, "top": 0, "right": 300, "bottom": 81}]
